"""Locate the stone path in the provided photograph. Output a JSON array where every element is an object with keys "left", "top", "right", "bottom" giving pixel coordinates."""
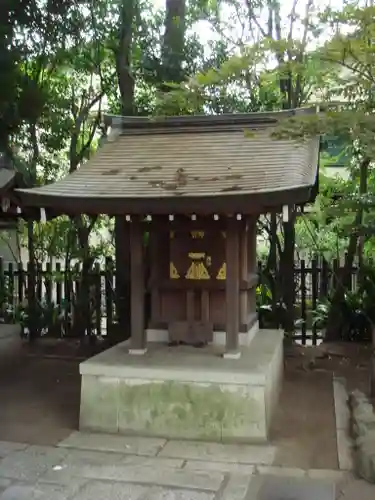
[{"left": 0, "top": 432, "right": 365, "bottom": 499}]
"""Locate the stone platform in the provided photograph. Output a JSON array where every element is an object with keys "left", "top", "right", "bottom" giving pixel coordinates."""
[{"left": 79, "top": 329, "right": 283, "bottom": 443}]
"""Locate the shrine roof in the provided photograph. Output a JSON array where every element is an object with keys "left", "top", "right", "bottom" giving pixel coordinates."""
[
  {"left": 0, "top": 153, "right": 28, "bottom": 194},
  {"left": 0, "top": 163, "right": 37, "bottom": 221},
  {"left": 0, "top": 169, "right": 20, "bottom": 195},
  {"left": 15, "top": 108, "right": 320, "bottom": 215}
]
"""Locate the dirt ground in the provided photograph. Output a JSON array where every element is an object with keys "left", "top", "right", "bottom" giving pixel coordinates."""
[
  {"left": 284, "top": 342, "right": 372, "bottom": 395},
  {"left": 0, "top": 339, "right": 372, "bottom": 470},
  {"left": 271, "top": 367, "right": 338, "bottom": 469},
  {"left": 0, "top": 351, "right": 80, "bottom": 445},
  {"left": 271, "top": 342, "right": 372, "bottom": 469}
]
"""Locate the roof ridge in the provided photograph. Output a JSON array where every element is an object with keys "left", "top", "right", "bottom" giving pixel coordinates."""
[{"left": 103, "top": 107, "right": 317, "bottom": 131}]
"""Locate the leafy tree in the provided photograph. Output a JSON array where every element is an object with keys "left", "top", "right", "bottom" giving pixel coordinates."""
[{"left": 272, "top": 3, "right": 375, "bottom": 344}]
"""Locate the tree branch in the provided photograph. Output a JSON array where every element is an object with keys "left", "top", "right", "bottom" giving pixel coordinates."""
[
  {"left": 244, "top": 0, "right": 267, "bottom": 38},
  {"left": 69, "top": 90, "right": 106, "bottom": 173},
  {"left": 320, "top": 55, "right": 373, "bottom": 83},
  {"left": 287, "top": 0, "right": 299, "bottom": 44},
  {"left": 115, "top": 0, "right": 135, "bottom": 115}
]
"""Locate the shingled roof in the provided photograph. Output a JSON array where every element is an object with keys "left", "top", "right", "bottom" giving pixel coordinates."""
[
  {"left": 0, "top": 155, "right": 32, "bottom": 222},
  {"left": 15, "top": 109, "right": 320, "bottom": 215}
]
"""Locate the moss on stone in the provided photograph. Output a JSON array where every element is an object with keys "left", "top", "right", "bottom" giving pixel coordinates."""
[{"left": 117, "top": 380, "right": 263, "bottom": 441}]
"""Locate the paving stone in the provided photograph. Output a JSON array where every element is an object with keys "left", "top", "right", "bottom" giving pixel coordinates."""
[
  {"left": 254, "top": 475, "right": 336, "bottom": 500},
  {"left": 307, "top": 469, "right": 350, "bottom": 481},
  {"left": 0, "top": 442, "right": 28, "bottom": 459},
  {"left": 79, "top": 464, "right": 224, "bottom": 491},
  {"left": 0, "top": 479, "right": 12, "bottom": 495},
  {"left": 142, "top": 487, "right": 215, "bottom": 500},
  {"left": 61, "top": 450, "right": 183, "bottom": 468},
  {"left": 42, "top": 457, "right": 184, "bottom": 485},
  {"left": 333, "top": 378, "right": 350, "bottom": 431},
  {"left": 45, "top": 447, "right": 183, "bottom": 472},
  {"left": 333, "top": 378, "right": 353, "bottom": 473},
  {"left": 55, "top": 449, "right": 126, "bottom": 466},
  {"left": 59, "top": 431, "right": 165, "bottom": 457},
  {"left": 257, "top": 466, "right": 307, "bottom": 478},
  {"left": 220, "top": 474, "right": 252, "bottom": 500},
  {"left": 354, "top": 443, "right": 375, "bottom": 484},
  {"left": 338, "top": 477, "right": 375, "bottom": 500},
  {"left": 0, "top": 480, "right": 84, "bottom": 500},
  {"left": 336, "top": 429, "right": 353, "bottom": 471},
  {"left": 159, "top": 441, "right": 276, "bottom": 465},
  {"left": 39, "top": 466, "right": 85, "bottom": 487},
  {"left": 184, "top": 460, "right": 254, "bottom": 475},
  {"left": 42, "top": 462, "right": 224, "bottom": 491},
  {"left": 0, "top": 445, "right": 68, "bottom": 481},
  {"left": 70, "top": 480, "right": 149, "bottom": 500},
  {"left": 119, "top": 456, "right": 184, "bottom": 468}
]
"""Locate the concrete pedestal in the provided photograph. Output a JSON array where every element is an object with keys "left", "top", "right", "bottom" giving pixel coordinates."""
[{"left": 79, "top": 329, "right": 283, "bottom": 443}]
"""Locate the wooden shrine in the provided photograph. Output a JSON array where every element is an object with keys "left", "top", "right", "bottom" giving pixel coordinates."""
[{"left": 14, "top": 109, "right": 320, "bottom": 357}]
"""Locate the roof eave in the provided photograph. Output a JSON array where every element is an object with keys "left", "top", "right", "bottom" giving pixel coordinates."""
[
  {"left": 14, "top": 185, "right": 314, "bottom": 216},
  {"left": 0, "top": 170, "right": 28, "bottom": 196}
]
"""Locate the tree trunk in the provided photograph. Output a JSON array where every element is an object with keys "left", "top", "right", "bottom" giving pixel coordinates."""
[
  {"left": 325, "top": 159, "right": 370, "bottom": 341},
  {"left": 73, "top": 217, "right": 96, "bottom": 343},
  {"left": 162, "top": 0, "right": 186, "bottom": 84},
  {"left": 27, "top": 220, "right": 37, "bottom": 341},
  {"left": 114, "top": 0, "right": 136, "bottom": 336},
  {"left": 116, "top": 0, "right": 135, "bottom": 115},
  {"left": 358, "top": 157, "right": 368, "bottom": 271},
  {"left": 325, "top": 222, "right": 360, "bottom": 341},
  {"left": 278, "top": 63, "right": 295, "bottom": 337},
  {"left": 281, "top": 213, "right": 296, "bottom": 337},
  {"left": 73, "top": 255, "right": 94, "bottom": 341},
  {"left": 266, "top": 213, "right": 280, "bottom": 328},
  {"left": 26, "top": 121, "right": 39, "bottom": 341}
]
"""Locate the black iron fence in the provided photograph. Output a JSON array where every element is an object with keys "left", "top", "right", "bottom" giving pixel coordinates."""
[
  {"left": 257, "top": 257, "right": 361, "bottom": 345},
  {"left": 0, "top": 257, "right": 361, "bottom": 344}
]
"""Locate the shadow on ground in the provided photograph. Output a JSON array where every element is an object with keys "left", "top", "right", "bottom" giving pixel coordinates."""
[
  {"left": 271, "top": 369, "right": 338, "bottom": 469},
  {"left": 0, "top": 352, "right": 80, "bottom": 445}
]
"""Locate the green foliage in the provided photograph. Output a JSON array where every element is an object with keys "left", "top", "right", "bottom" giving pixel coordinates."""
[
  {"left": 16, "top": 215, "right": 114, "bottom": 264},
  {"left": 3, "top": 0, "right": 375, "bottom": 310},
  {"left": 312, "top": 299, "right": 331, "bottom": 331},
  {"left": 294, "top": 174, "right": 353, "bottom": 260},
  {"left": 256, "top": 279, "right": 304, "bottom": 333},
  {"left": 312, "top": 264, "right": 375, "bottom": 342}
]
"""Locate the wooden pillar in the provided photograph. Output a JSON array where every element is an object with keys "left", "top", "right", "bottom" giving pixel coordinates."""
[
  {"left": 115, "top": 216, "right": 130, "bottom": 336},
  {"left": 225, "top": 218, "right": 240, "bottom": 357},
  {"left": 129, "top": 218, "right": 146, "bottom": 353},
  {"left": 247, "top": 217, "right": 257, "bottom": 274},
  {"left": 149, "top": 229, "right": 162, "bottom": 324}
]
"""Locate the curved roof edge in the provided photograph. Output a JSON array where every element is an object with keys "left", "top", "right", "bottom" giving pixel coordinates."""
[{"left": 15, "top": 185, "right": 314, "bottom": 216}]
